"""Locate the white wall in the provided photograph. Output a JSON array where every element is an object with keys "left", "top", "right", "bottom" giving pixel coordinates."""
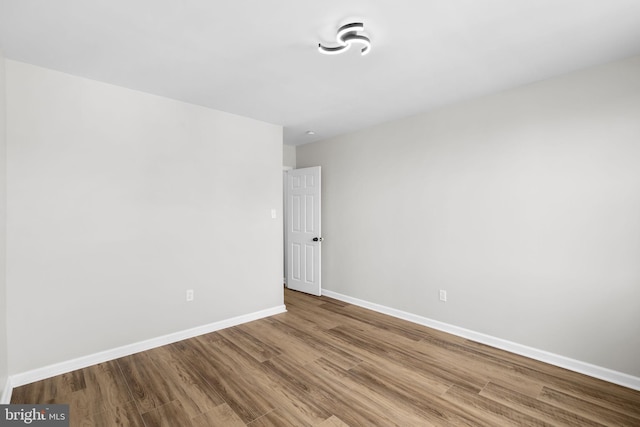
[
  {"left": 0, "top": 52, "right": 8, "bottom": 398},
  {"left": 6, "top": 60, "right": 283, "bottom": 375},
  {"left": 297, "top": 55, "right": 640, "bottom": 377},
  {"left": 283, "top": 144, "right": 296, "bottom": 169}
]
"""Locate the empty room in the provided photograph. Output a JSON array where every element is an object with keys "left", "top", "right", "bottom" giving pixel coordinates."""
[{"left": 1, "top": 0, "right": 640, "bottom": 426}]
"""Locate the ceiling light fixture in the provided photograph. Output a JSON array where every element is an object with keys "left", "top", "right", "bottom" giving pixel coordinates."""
[{"left": 318, "top": 22, "right": 371, "bottom": 56}]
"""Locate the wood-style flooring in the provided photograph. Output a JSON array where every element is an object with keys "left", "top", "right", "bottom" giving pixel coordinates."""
[{"left": 11, "top": 288, "right": 640, "bottom": 426}]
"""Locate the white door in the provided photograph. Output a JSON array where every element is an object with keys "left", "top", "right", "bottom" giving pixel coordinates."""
[{"left": 285, "top": 166, "right": 322, "bottom": 296}]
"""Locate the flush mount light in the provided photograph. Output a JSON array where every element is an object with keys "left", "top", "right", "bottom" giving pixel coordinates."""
[{"left": 318, "top": 22, "right": 371, "bottom": 56}]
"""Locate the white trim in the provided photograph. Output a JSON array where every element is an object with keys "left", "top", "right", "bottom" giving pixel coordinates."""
[
  {"left": 322, "top": 289, "right": 640, "bottom": 392},
  {"left": 10, "top": 305, "right": 286, "bottom": 388},
  {"left": 1, "top": 377, "right": 12, "bottom": 404}
]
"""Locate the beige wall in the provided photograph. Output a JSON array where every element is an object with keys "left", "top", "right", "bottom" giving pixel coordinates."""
[
  {"left": 6, "top": 60, "right": 283, "bottom": 374},
  {"left": 298, "top": 55, "right": 640, "bottom": 377},
  {"left": 0, "top": 52, "right": 8, "bottom": 398},
  {"left": 283, "top": 144, "right": 296, "bottom": 169}
]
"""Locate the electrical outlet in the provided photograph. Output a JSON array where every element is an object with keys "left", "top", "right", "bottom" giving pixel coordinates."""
[
  {"left": 186, "top": 289, "right": 194, "bottom": 302},
  {"left": 439, "top": 290, "right": 447, "bottom": 302}
]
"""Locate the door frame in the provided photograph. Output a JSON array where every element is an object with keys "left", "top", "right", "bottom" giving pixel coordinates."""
[{"left": 283, "top": 166, "right": 293, "bottom": 286}]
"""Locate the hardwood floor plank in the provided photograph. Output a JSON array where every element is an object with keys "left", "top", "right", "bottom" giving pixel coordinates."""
[
  {"left": 217, "top": 325, "right": 281, "bottom": 363},
  {"left": 315, "top": 415, "right": 350, "bottom": 427},
  {"left": 141, "top": 400, "right": 192, "bottom": 427},
  {"left": 208, "top": 333, "right": 333, "bottom": 426},
  {"left": 260, "top": 354, "right": 319, "bottom": 396},
  {"left": 443, "top": 384, "right": 554, "bottom": 426},
  {"left": 304, "top": 357, "right": 437, "bottom": 426},
  {"left": 445, "top": 337, "right": 640, "bottom": 417},
  {"left": 191, "top": 403, "right": 246, "bottom": 427},
  {"left": 414, "top": 336, "right": 546, "bottom": 398},
  {"left": 74, "top": 361, "right": 134, "bottom": 416},
  {"left": 77, "top": 400, "right": 146, "bottom": 427},
  {"left": 328, "top": 325, "right": 487, "bottom": 392},
  {"left": 345, "top": 361, "right": 502, "bottom": 426},
  {"left": 348, "top": 359, "right": 451, "bottom": 400},
  {"left": 480, "top": 381, "right": 607, "bottom": 426},
  {"left": 285, "top": 289, "right": 346, "bottom": 308},
  {"left": 247, "top": 407, "right": 320, "bottom": 427},
  {"left": 258, "top": 355, "right": 339, "bottom": 425},
  {"left": 149, "top": 344, "right": 226, "bottom": 414},
  {"left": 11, "top": 369, "right": 88, "bottom": 404},
  {"left": 261, "top": 355, "right": 400, "bottom": 426},
  {"left": 319, "top": 301, "right": 431, "bottom": 342},
  {"left": 259, "top": 379, "right": 331, "bottom": 426},
  {"left": 283, "top": 291, "right": 359, "bottom": 331},
  {"left": 281, "top": 298, "right": 343, "bottom": 330},
  {"left": 540, "top": 379, "right": 640, "bottom": 420},
  {"left": 118, "top": 344, "right": 226, "bottom": 419},
  {"left": 239, "top": 316, "right": 322, "bottom": 366},
  {"left": 49, "top": 388, "right": 107, "bottom": 424},
  {"left": 11, "top": 380, "right": 57, "bottom": 404},
  {"left": 260, "top": 316, "right": 363, "bottom": 369},
  {"left": 117, "top": 351, "right": 174, "bottom": 413},
  {"left": 171, "top": 334, "right": 277, "bottom": 424},
  {"left": 538, "top": 386, "right": 640, "bottom": 426},
  {"left": 24, "top": 361, "right": 138, "bottom": 426}
]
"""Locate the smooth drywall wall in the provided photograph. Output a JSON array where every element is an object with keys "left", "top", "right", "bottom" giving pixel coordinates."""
[
  {"left": 283, "top": 144, "right": 296, "bottom": 168},
  {"left": 6, "top": 60, "right": 283, "bottom": 374},
  {"left": 0, "top": 53, "right": 8, "bottom": 396},
  {"left": 297, "top": 55, "right": 640, "bottom": 377}
]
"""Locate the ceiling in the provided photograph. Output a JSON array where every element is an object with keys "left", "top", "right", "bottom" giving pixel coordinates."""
[{"left": 1, "top": 1, "right": 640, "bottom": 146}]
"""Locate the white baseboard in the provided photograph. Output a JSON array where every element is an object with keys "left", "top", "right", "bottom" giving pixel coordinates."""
[
  {"left": 1, "top": 377, "right": 12, "bottom": 404},
  {"left": 322, "top": 289, "right": 640, "bottom": 392},
  {"left": 10, "top": 304, "right": 287, "bottom": 389}
]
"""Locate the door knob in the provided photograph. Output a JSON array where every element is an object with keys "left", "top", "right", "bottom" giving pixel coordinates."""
[{"left": 313, "top": 237, "right": 324, "bottom": 242}]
